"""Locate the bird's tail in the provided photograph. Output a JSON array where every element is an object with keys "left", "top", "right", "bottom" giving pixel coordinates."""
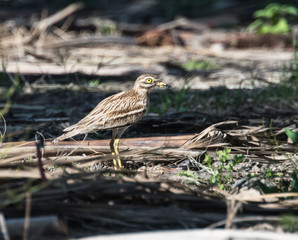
[{"left": 52, "top": 130, "right": 80, "bottom": 144}]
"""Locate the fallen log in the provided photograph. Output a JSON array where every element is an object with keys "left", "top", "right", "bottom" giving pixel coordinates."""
[
  {"left": 0, "top": 135, "right": 196, "bottom": 167},
  {"left": 1, "top": 134, "right": 193, "bottom": 149}
]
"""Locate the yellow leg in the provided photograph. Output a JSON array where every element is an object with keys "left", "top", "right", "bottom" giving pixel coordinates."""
[
  {"left": 109, "top": 136, "right": 118, "bottom": 170},
  {"left": 112, "top": 153, "right": 118, "bottom": 170},
  {"left": 110, "top": 127, "right": 129, "bottom": 170},
  {"left": 113, "top": 138, "right": 122, "bottom": 169}
]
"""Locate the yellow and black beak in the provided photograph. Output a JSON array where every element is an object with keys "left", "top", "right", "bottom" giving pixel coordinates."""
[{"left": 156, "top": 81, "right": 171, "bottom": 89}]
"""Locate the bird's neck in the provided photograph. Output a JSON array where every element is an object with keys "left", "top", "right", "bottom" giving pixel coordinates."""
[
  {"left": 132, "top": 86, "right": 151, "bottom": 96},
  {"left": 131, "top": 87, "right": 150, "bottom": 106}
]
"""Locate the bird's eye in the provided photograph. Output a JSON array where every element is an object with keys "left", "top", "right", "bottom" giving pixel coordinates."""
[{"left": 146, "top": 78, "right": 153, "bottom": 84}]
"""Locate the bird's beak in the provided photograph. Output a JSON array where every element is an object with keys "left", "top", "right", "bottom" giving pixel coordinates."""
[{"left": 156, "top": 81, "right": 171, "bottom": 88}]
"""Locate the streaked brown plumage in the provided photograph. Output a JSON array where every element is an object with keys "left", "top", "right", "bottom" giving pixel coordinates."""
[{"left": 53, "top": 74, "right": 171, "bottom": 169}]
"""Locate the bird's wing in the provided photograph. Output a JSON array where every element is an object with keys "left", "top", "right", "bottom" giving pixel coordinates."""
[{"left": 63, "top": 89, "right": 147, "bottom": 133}]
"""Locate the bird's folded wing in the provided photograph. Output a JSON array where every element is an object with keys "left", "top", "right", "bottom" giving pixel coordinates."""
[{"left": 63, "top": 89, "right": 147, "bottom": 132}]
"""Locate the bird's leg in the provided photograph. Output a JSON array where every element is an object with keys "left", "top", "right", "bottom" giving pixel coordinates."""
[
  {"left": 111, "top": 126, "right": 129, "bottom": 170},
  {"left": 113, "top": 138, "right": 121, "bottom": 169},
  {"left": 110, "top": 132, "right": 118, "bottom": 170}
]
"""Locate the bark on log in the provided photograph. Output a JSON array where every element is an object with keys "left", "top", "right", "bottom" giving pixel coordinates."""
[{"left": 1, "top": 134, "right": 194, "bottom": 149}]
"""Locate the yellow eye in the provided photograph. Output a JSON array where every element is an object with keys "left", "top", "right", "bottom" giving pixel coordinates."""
[{"left": 146, "top": 78, "right": 153, "bottom": 84}]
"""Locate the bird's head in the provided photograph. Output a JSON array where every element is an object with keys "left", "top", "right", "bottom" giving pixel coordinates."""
[{"left": 134, "top": 74, "right": 171, "bottom": 91}]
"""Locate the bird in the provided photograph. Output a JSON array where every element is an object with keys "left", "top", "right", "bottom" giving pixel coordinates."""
[{"left": 53, "top": 74, "right": 171, "bottom": 170}]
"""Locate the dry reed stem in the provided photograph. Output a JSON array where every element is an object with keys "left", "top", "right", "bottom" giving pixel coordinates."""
[
  {"left": 28, "top": 3, "right": 83, "bottom": 43},
  {"left": 228, "top": 192, "right": 298, "bottom": 202},
  {"left": 23, "top": 193, "right": 31, "bottom": 240},
  {"left": 0, "top": 213, "right": 10, "bottom": 240}
]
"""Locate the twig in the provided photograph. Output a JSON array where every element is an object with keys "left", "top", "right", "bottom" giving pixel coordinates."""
[
  {"left": 170, "top": 29, "right": 184, "bottom": 46},
  {"left": 41, "top": 36, "right": 136, "bottom": 49},
  {"left": 0, "top": 113, "right": 7, "bottom": 143},
  {"left": 0, "top": 153, "right": 37, "bottom": 167},
  {"left": 188, "top": 155, "right": 215, "bottom": 175},
  {"left": 69, "top": 134, "right": 88, "bottom": 156},
  {"left": 28, "top": 2, "right": 84, "bottom": 43},
  {"left": 206, "top": 215, "right": 280, "bottom": 229},
  {"left": 23, "top": 193, "right": 31, "bottom": 240},
  {"left": 156, "top": 17, "right": 207, "bottom": 32},
  {"left": 225, "top": 199, "right": 242, "bottom": 229},
  {"left": 0, "top": 213, "right": 10, "bottom": 240},
  {"left": 35, "top": 132, "right": 47, "bottom": 182},
  {"left": 16, "top": 28, "right": 25, "bottom": 59},
  {"left": 228, "top": 192, "right": 298, "bottom": 201},
  {"left": 0, "top": 169, "right": 48, "bottom": 179}
]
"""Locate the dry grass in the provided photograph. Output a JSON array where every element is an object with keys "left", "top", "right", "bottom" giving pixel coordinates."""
[
  {"left": 0, "top": 3, "right": 298, "bottom": 239},
  {"left": 0, "top": 121, "right": 297, "bottom": 237}
]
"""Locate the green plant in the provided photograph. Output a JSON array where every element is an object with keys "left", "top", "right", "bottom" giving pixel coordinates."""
[
  {"left": 258, "top": 168, "right": 298, "bottom": 194},
  {"left": 178, "top": 168, "right": 202, "bottom": 185},
  {"left": 202, "top": 149, "right": 244, "bottom": 190},
  {"left": 100, "top": 24, "right": 116, "bottom": 35},
  {"left": 178, "top": 149, "right": 243, "bottom": 190},
  {"left": 89, "top": 79, "right": 100, "bottom": 87},
  {"left": 170, "top": 86, "right": 189, "bottom": 111},
  {"left": 262, "top": 168, "right": 288, "bottom": 191},
  {"left": 285, "top": 128, "right": 298, "bottom": 145},
  {"left": 0, "top": 74, "right": 21, "bottom": 99},
  {"left": 248, "top": 3, "right": 298, "bottom": 35},
  {"left": 0, "top": 62, "right": 22, "bottom": 142},
  {"left": 250, "top": 34, "right": 298, "bottom": 105},
  {"left": 290, "top": 171, "right": 298, "bottom": 192},
  {"left": 150, "top": 33, "right": 298, "bottom": 114},
  {"left": 148, "top": 86, "right": 190, "bottom": 114},
  {"left": 251, "top": 118, "right": 298, "bottom": 194},
  {"left": 183, "top": 59, "right": 220, "bottom": 71},
  {"left": 0, "top": 179, "right": 48, "bottom": 209},
  {"left": 0, "top": 71, "right": 22, "bottom": 119},
  {"left": 279, "top": 214, "right": 298, "bottom": 232},
  {"left": 265, "top": 168, "right": 275, "bottom": 178},
  {"left": 178, "top": 168, "right": 195, "bottom": 178}
]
